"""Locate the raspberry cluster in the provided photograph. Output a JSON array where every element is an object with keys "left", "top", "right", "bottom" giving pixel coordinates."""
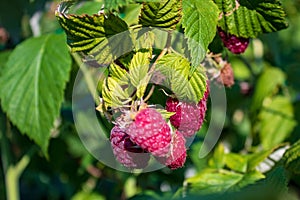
[
  {"left": 110, "top": 108, "right": 186, "bottom": 170},
  {"left": 110, "top": 85, "right": 209, "bottom": 170},
  {"left": 218, "top": 28, "right": 249, "bottom": 54}
]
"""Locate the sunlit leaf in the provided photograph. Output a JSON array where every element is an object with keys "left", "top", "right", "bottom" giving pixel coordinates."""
[
  {"left": 156, "top": 53, "right": 207, "bottom": 103},
  {"left": 102, "top": 77, "right": 131, "bottom": 109},
  {"left": 208, "top": 143, "right": 225, "bottom": 169},
  {"left": 109, "top": 63, "right": 129, "bottom": 85},
  {"left": 56, "top": 2, "right": 132, "bottom": 65},
  {"left": 129, "top": 51, "right": 150, "bottom": 87},
  {"left": 56, "top": 11, "right": 128, "bottom": 53},
  {"left": 107, "top": 77, "right": 130, "bottom": 100},
  {"left": 184, "top": 169, "right": 264, "bottom": 195},
  {"left": 139, "top": 0, "right": 182, "bottom": 29},
  {"left": 225, "top": 153, "right": 247, "bottom": 173}
]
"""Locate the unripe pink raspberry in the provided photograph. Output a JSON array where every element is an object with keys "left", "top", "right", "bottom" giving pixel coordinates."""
[
  {"left": 166, "top": 86, "right": 209, "bottom": 137},
  {"left": 127, "top": 108, "right": 172, "bottom": 157},
  {"left": 110, "top": 126, "right": 150, "bottom": 169},
  {"left": 216, "top": 61, "right": 235, "bottom": 87},
  {"left": 218, "top": 28, "right": 249, "bottom": 54}
]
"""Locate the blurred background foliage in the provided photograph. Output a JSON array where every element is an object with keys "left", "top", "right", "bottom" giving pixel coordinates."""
[{"left": 0, "top": 0, "right": 300, "bottom": 199}]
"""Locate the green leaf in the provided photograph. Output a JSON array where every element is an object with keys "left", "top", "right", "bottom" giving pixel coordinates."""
[
  {"left": 107, "top": 77, "right": 130, "bottom": 100},
  {"left": 104, "top": 0, "right": 160, "bottom": 11},
  {"left": 72, "top": 191, "right": 105, "bottom": 200},
  {"left": 102, "top": 82, "right": 121, "bottom": 109},
  {"left": 244, "top": 167, "right": 288, "bottom": 199},
  {"left": 215, "top": 0, "right": 289, "bottom": 38},
  {"left": 129, "top": 51, "right": 150, "bottom": 86},
  {"left": 184, "top": 169, "right": 264, "bottom": 195},
  {"left": 122, "top": 4, "right": 142, "bottom": 26},
  {"left": 208, "top": 143, "right": 226, "bottom": 169},
  {"left": 225, "top": 153, "right": 248, "bottom": 173},
  {"left": 258, "top": 96, "right": 297, "bottom": 149},
  {"left": 90, "top": 31, "right": 133, "bottom": 66},
  {"left": 139, "top": 0, "right": 182, "bottom": 29},
  {"left": 156, "top": 53, "right": 207, "bottom": 103},
  {"left": 247, "top": 148, "right": 275, "bottom": 171},
  {"left": 128, "top": 51, "right": 151, "bottom": 98},
  {"left": 251, "top": 67, "right": 285, "bottom": 112},
  {"left": 0, "top": 34, "right": 72, "bottom": 155},
  {"left": 109, "top": 63, "right": 129, "bottom": 85},
  {"left": 70, "top": 1, "right": 104, "bottom": 15},
  {"left": 283, "top": 139, "right": 300, "bottom": 174},
  {"left": 104, "top": 0, "right": 132, "bottom": 11},
  {"left": 182, "top": 0, "right": 219, "bottom": 67},
  {"left": 102, "top": 77, "right": 131, "bottom": 109},
  {"left": 0, "top": 51, "right": 11, "bottom": 76},
  {"left": 124, "top": 177, "right": 138, "bottom": 198},
  {"left": 155, "top": 109, "right": 175, "bottom": 119},
  {"left": 56, "top": 4, "right": 129, "bottom": 53},
  {"left": 133, "top": 28, "right": 155, "bottom": 51}
]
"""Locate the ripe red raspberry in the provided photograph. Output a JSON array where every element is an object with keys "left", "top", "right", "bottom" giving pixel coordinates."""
[
  {"left": 156, "top": 131, "right": 187, "bottom": 169},
  {"left": 110, "top": 126, "right": 150, "bottom": 169},
  {"left": 166, "top": 86, "right": 209, "bottom": 137},
  {"left": 127, "top": 108, "right": 172, "bottom": 157},
  {"left": 218, "top": 28, "right": 249, "bottom": 54}
]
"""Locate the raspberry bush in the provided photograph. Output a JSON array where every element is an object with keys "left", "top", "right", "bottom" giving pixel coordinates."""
[{"left": 0, "top": 0, "right": 300, "bottom": 199}]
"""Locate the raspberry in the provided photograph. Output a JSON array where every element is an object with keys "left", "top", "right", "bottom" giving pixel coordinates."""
[
  {"left": 218, "top": 28, "right": 249, "bottom": 54},
  {"left": 166, "top": 86, "right": 209, "bottom": 137},
  {"left": 110, "top": 126, "right": 150, "bottom": 169},
  {"left": 127, "top": 108, "right": 172, "bottom": 157},
  {"left": 157, "top": 131, "right": 187, "bottom": 169},
  {"left": 216, "top": 61, "right": 234, "bottom": 87}
]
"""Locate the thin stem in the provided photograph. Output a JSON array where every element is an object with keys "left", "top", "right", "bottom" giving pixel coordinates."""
[
  {"left": 143, "top": 85, "right": 155, "bottom": 102},
  {"left": 1, "top": 112, "right": 33, "bottom": 200},
  {"left": 6, "top": 154, "right": 31, "bottom": 200},
  {"left": 129, "top": 24, "right": 142, "bottom": 30},
  {"left": 149, "top": 31, "right": 173, "bottom": 73}
]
